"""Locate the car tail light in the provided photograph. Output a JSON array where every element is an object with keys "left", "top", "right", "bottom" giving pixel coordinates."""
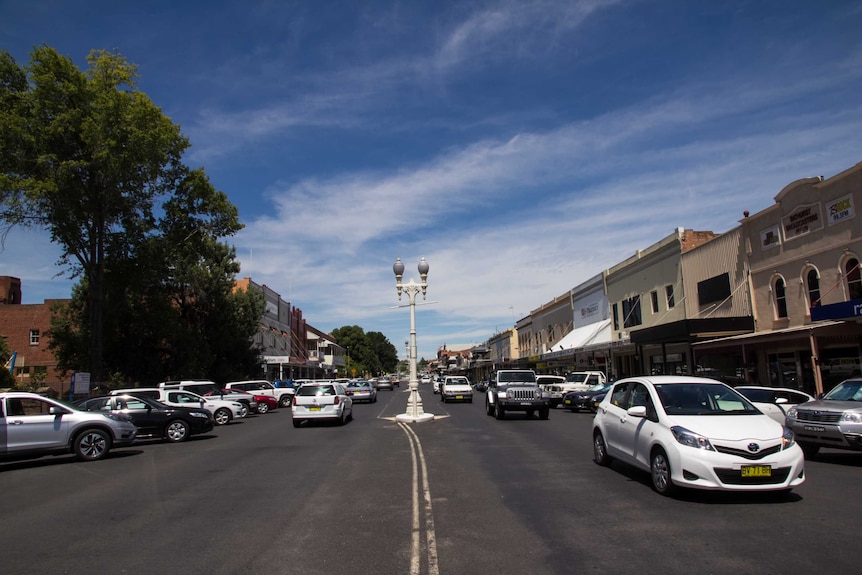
[
  {"left": 292, "top": 396, "right": 297, "bottom": 406},
  {"left": 334, "top": 396, "right": 341, "bottom": 405}
]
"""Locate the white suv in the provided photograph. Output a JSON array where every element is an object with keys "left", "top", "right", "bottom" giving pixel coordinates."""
[
  {"left": 158, "top": 381, "right": 258, "bottom": 415},
  {"left": 225, "top": 380, "right": 294, "bottom": 408},
  {"left": 111, "top": 388, "right": 245, "bottom": 425}
]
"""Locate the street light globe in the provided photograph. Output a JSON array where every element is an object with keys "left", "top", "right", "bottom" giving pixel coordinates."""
[
  {"left": 393, "top": 257, "right": 405, "bottom": 282},
  {"left": 418, "top": 256, "right": 429, "bottom": 278}
]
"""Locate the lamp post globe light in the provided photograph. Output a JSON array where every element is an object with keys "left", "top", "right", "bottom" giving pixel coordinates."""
[{"left": 393, "top": 257, "right": 435, "bottom": 423}]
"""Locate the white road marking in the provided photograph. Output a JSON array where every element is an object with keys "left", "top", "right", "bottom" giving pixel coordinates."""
[{"left": 398, "top": 422, "right": 440, "bottom": 575}]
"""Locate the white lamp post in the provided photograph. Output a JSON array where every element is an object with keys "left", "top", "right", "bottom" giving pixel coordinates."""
[{"left": 393, "top": 257, "right": 435, "bottom": 423}]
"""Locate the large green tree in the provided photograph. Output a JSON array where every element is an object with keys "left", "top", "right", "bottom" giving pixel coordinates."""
[
  {"left": 1, "top": 45, "right": 188, "bottom": 384},
  {"left": 330, "top": 325, "right": 398, "bottom": 377}
]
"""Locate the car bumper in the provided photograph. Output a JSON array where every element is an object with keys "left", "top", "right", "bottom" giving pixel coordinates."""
[
  {"left": 499, "top": 399, "right": 550, "bottom": 411},
  {"left": 442, "top": 391, "right": 473, "bottom": 401},
  {"left": 668, "top": 443, "right": 805, "bottom": 491},
  {"left": 293, "top": 405, "right": 345, "bottom": 420},
  {"left": 787, "top": 420, "right": 862, "bottom": 451}
]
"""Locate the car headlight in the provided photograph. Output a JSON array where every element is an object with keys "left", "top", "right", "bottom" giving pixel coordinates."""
[
  {"left": 782, "top": 426, "right": 796, "bottom": 449},
  {"left": 190, "top": 412, "right": 209, "bottom": 418},
  {"left": 497, "top": 391, "right": 507, "bottom": 400},
  {"left": 670, "top": 425, "right": 715, "bottom": 451},
  {"left": 840, "top": 411, "right": 862, "bottom": 424},
  {"left": 102, "top": 413, "right": 132, "bottom": 423},
  {"left": 785, "top": 407, "right": 798, "bottom": 419}
]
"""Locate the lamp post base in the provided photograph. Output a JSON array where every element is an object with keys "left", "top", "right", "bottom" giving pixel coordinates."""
[{"left": 394, "top": 386, "right": 435, "bottom": 423}]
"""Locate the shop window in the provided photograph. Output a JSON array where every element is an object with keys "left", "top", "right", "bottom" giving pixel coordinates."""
[
  {"left": 846, "top": 258, "right": 862, "bottom": 300},
  {"left": 773, "top": 277, "right": 788, "bottom": 319},
  {"left": 650, "top": 290, "right": 659, "bottom": 313},
  {"left": 612, "top": 303, "right": 619, "bottom": 331},
  {"left": 665, "top": 285, "right": 675, "bottom": 309},
  {"left": 806, "top": 268, "right": 821, "bottom": 308}
]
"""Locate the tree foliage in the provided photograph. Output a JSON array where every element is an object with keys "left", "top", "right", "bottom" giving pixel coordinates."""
[
  {"left": 2, "top": 45, "right": 264, "bottom": 386},
  {"left": 330, "top": 325, "right": 399, "bottom": 377}
]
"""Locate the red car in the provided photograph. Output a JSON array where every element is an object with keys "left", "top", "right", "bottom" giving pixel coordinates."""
[{"left": 248, "top": 393, "right": 278, "bottom": 414}]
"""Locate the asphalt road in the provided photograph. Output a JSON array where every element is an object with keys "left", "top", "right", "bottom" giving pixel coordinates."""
[{"left": 1, "top": 384, "right": 860, "bottom": 575}]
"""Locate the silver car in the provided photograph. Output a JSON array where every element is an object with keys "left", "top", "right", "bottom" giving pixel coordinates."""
[
  {"left": 785, "top": 378, "right": 862, "bottom": 459},
  {"left": 1, "top": 392, "right": 138, "bottom": 462}
]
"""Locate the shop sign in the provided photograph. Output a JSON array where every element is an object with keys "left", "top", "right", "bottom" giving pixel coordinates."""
[
  {"left": 827, "top": 194, "right": 855, "bottom": 226},
  {"left": 782, "top": 203, "right": 822, "bottom": 241},
  {"left": 811, "top": 299, "right": 862, "bottom": 322}
]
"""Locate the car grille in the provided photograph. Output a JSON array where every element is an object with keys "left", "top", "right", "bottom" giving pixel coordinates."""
[
  {"left": 714, "top": 467, "right": 791, "bottom": 485},
  {"left": 794, "top": 410, "right": 842, "bottom": 424},
  {"left": 713, "top": 444, "right": 782, "bottom": 460},
  {"left": 507, "top": 388, "right": 538, "bottom": 400}
]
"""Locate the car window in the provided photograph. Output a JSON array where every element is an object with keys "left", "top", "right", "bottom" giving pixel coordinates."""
[
  {"left": 626, "top": 384, "right": 651, "bottom": 409},
  {"left": 298, "top": 385, "right": 336, "bottom": 396},
  {"left": 737, "top": 388, "right": 775, "bottom": 403},
  {"left": 823, "top": 381, "right": 862, "bottom": 401},
  {"left": 7, "top": 397, "right": 53, "bottom": 416},
  {"left": 656, "top": 383, "right": 757, "bottom": 415},
  {"left": 81, "top": 397, "right": 111, "bottom": 412},
  {"left": 609, "top": 382, "right": 630, "bottom": 407}
]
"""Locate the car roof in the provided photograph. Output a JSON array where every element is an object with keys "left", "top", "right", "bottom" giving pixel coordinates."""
[{"left": 616, "top": 375, "right": 730, "bottom": 385}]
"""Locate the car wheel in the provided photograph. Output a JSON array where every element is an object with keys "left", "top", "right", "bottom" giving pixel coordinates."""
[
  {"left": 485, "top": 400, "right": 494, "bottom": 416},
  {"left": 539, "top": 407, "right": 550, "bottom": 420},
  {"left": 799, "top": 442, "right": 820, "bottom": 459},
  {"left": 292, "top": 418, "right": 302, "bottom": 428},
  {"left": 650, "top": 448, "right": 676, "bottom": 496},
  {"left": 279, "top": 396, "right": 292, "bottom": 408},
  {"left": 257, "top": 402, "right": 269, "bottom": 415},
  {"left": 526, "top": 409, "right": 535, "bottom": 418},
  {"left": 238, "top": 403, "right": 250, "bottom": 418},
  {"left": 73, "top": 428, "right": 112, "bottom": 461},
  {"left": 213, "top": 408, "right": 231, "bottom": 426},
  {"left": 593, "top": 430, "right": 610, "bottom": 466},
  {"left": 494, "top": 401, "right": 505, "bottom": 420},
  {"left": 347, "top": 409, "right": 353, "bottom": 422},
  {"left": 165, "top": 419, "right": 190, "bottom": 442}
]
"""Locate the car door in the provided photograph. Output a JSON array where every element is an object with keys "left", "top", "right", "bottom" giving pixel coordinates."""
[
  {"left": 600, "top": 381, "right": 631, "bottom": 456},
  {"left": 3, "top": 396, "right": 73, "bottom": 453},
  {"left": 116, "top": 397, "right": 163, "bottom": 436},
  {"left": 616, "top": 383, "right": 659, "bottom": 469}
]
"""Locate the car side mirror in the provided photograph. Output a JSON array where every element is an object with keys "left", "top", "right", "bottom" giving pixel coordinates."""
[
  {"left": 627, "top": 405, "right": 647, "bottom": 418},
  {"left": 775, "top": 397, "right": 788, "bottom": 405}
]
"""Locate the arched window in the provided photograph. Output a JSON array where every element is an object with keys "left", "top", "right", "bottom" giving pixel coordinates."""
[
  {"left": 806, "top": 268, "right": 821, "bottom": 308},
  {"left": 846, "top": 258, "right": 862, "bottom": 300},
  {"left": 774, "top": 277, "right": 788, "bottom": 319}
]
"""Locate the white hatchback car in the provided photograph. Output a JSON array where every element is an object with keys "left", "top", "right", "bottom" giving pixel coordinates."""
[
  {"left": 592, "top": 376, "right": 805, "bottom": 496},
  {"left": 292, "top": 383, "right": 353, "bottom": 427}
]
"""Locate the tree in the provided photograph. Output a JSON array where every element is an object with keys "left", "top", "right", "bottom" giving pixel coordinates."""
[
  {"left": 1, "top": 46, "right": 189, "bottom": 384},
  {"left": 330, "top": 326, "right": 399, "bottom": 378}
]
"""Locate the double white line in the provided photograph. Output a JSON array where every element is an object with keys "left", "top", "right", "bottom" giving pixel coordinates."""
[{"left": 398, "top": 422, "right": 440, "bottom": 575}]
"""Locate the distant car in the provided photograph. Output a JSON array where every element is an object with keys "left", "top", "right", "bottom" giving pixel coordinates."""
[
  {"left": 76, "top": 394, "right": 214, "bottom": 443},
  {"left": 785, "top": 378, "right": 862, "bottom": 459},
  {"left": 562, "top": 382, "right": 613, "bottom": 412},
  {"left": 292, "top": 383, "right": 353, "bottom": 427},
  {"left": 376, "top": 379, "right": 394, "bottom": 391},
  {"left": 734, "top": 386, "right": 814, "bottom": 425},
  {"left": 592, "top": 376, "right": 805, "bottom": 496},
  {"left": 1, "top": 392, "right": 137, "bottom": 462},
  {"left": 420, "top": 375, "right": 432, "bottom": 385},
  {"left": 346, "top": 380, "right": 377, "bottom": 403},
  {"left": 537, "top": 375, "right": 567, "bottom": 407},
  {"left": 440, "top": 376, "right": 473, "bottom": 403},
  {"left": 474, "top": 380, "right": 489, "bottom": 393}
]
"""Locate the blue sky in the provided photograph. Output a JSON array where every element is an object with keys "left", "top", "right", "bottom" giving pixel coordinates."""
[{"left": 2, "top": 0, "right": 862, "bottom": 361}]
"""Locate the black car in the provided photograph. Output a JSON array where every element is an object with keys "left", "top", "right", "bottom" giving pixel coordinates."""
[
  {"left": 561, "top": 382, "right": 613, "bottom": 412},
  {"left": 75, "top": 394, "right": 214, "bottom": 442}
]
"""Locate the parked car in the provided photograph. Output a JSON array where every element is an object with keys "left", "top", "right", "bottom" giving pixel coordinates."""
[
  {"left": 785, "top": 378, "right": 862, "bottom": 458},
  {"left": 734, "top": 386, "right": 815, "bottom": 425},
  {"left": 76, "top": 394, "right": 214, "bottom": 443},
  {"left": 292, "top": 383, "right": 353, "bottom": 427},
  {"left": 160, "top": 381, "right": 258, "bottom": 415},
  {"left": 346, "top": 380, "right": 377, "bottom": 403},
  {"left": 247, "top": 393, "right": 278, "bottom": 414},
  {"left": 592, "top": 376, "right": 805, "bottom": 496},
  {"left": 110, "top": 387, "right": 245, "bottom": 426},
  {"left": 1, "top": 392, "right": 137, "bottom": 462},
  {"left": 562, "top": 382, "right": 613, "bottom": 412},
  {"left": 225, "top": 380, "right": 294, "bottom": 408}
]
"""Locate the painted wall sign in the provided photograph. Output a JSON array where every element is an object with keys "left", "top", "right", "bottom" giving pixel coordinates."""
[
  {"left": 827, "top": 194, "right": 855, "bottom": 225},
  {"left": 782, "top": 203, "right": 822, "bottom": 241},
  {"left": 760, "top": 225, "right": 781, "bottom": 250}
]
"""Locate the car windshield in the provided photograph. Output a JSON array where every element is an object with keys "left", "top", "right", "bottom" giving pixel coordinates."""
[
  {"left": 822, "top": 380, "right": 862, "bottom": 401},
  {"left": 498, "top": 372, "right": 536, "bottom": 383},
  {"left": 655, "top": 383, "right": 759, "bottom": 415},
  {"left": 566, "top": 373, "right": 588, "bottom": 383},
  {"left": 298, "top": 385, "right": 337, "bottom": 396}
]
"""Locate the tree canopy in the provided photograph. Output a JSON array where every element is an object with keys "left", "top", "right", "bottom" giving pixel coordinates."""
[
  {"left": 330, "top": 325, "right": 399, "bottom": 378},
  {"left": 1, "top": 45, "right": 264, "bottom": 386}
]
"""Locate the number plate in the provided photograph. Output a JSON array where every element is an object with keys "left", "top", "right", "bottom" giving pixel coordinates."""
[
  {"left": 309, "top": 406, "right": 321, "bottom": 412},
  {"left": 741, "top": 465, "right": 772, "bottom": 478},
  {"left": 564, "top": 399, "right": 571, "bottom": 404},
  {"left": 455, "top": 395, "right": 463, "bottom": 399},
  {"left": 803, "top": 425, "right": 825, "bottom": 432}
]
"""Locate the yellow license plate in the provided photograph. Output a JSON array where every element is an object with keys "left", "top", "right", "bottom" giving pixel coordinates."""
[
  {"left": 741, "top": 465, "right": 771, "bottom": 477},
  {"left": 455, "top": 395, "right": 463, "bottom": 399},
  {"left": 309, "top": 406, "right": 321, "bottom": 412},
  {"left": 564, "top": 400, "right": 571, "bottom": 404}
]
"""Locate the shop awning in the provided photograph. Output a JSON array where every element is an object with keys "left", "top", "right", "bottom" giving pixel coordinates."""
[
  {"left": 542, "top": 319, "right": 611, "bottom": 360},
  {"left": 691, "top": 320, "right": 844, "bottom": 349}
]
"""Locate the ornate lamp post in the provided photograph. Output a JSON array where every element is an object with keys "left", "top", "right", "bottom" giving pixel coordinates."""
[{"left": 393, "top": 257, "right": 434, "bottom": 423}]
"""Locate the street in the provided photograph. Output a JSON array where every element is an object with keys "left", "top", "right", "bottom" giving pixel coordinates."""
[{"left": 1, "top": 384, "right": 860, "bottom": 575}]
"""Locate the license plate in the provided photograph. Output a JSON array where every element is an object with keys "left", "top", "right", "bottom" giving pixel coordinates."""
[
  {"left": 803, "top": 425, "right": 825, "bottom": 432},
  {"left": 309, "top": 406, "right": 321, "bottom": 412},
  {"left": 520, "top": 402, "right": 532, "bottom": 406},
  {"left": 564, "top": 400, "right": 571, "bottom": 405},
  {"left": 741, "top": 465, "right": 772, "bottom": 478},
  {"left": 455, "top": 395, "right": 463, "bottom": 399}
]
